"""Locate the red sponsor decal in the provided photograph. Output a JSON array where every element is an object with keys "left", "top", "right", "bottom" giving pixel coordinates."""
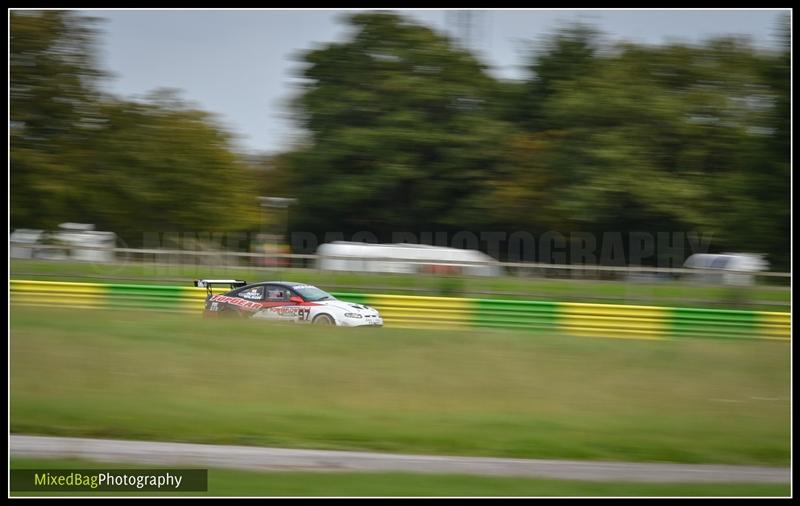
[{"left": 210, "top": 295, "right": 262, "bottom": 311}]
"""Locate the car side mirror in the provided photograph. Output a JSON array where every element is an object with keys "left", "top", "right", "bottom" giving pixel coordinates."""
[{"left": 289, "top": 296, "right": 304, "bottom": 304}]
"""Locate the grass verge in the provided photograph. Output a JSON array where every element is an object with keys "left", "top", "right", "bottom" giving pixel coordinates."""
[{"left": 10, "top": 306, "right": 790, "bottom": 465}]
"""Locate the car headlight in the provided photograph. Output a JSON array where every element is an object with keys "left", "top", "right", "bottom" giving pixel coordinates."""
[{"left": 344, "top": 313, "right": 363, "bottom": 319}]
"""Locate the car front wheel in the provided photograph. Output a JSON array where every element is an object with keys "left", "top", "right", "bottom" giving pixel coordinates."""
[{"left": 312, "top": 314, "right": 335, "bottom": 326}]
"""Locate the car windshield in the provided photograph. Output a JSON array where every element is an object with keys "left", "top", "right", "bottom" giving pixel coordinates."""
[{"left": 293, "top": 285, "right": 335, "bottom": 301}]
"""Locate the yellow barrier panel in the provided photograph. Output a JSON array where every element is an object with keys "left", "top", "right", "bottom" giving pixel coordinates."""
[
  {"left": 10, "top": 280, "right": 106, "bottom": 309},
  {"left": 560, "top": 302, "right": 670, "bottom": 340},
  {"left": 759, "top": 312, "right": 792, "bottom": 340},
  {"left": 186, "top": 287, "right": 209, "bottom": 312},
  {"left": 368, "top": 294, "right": 472, "bottom": 329}
]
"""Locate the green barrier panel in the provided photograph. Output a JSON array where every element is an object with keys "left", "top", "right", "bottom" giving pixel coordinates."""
[
  {"left": 670, "top": 307, "right": 760, "bottom": 339},
  {"left": 330, "top": 292, "right": 371, "bottom": 305},
  {"left": 105, "top": 284, "right": 192, "bottom": 310},
  {"left": 472, "top": 299, "right": 560, "bottom": 331}
]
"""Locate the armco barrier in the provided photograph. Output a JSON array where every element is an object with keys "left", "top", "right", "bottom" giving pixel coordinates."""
[
  {"left": 10, "top": 280, "right": 207, "bottom": 313},
  {"left": 10, "top": 280, "right": 790, "bottom": 340}
]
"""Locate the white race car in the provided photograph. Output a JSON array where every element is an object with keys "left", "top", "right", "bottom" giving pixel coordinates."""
[{"left": 194, "top": 279, "right": 383, "bottom": 327}]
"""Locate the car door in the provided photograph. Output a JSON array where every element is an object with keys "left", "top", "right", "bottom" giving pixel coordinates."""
[
  {"left": 253, "top": 284, "right": 300, "bottom": 322},
  {"left": 262, "top": 284, "right": 291, "bottom": 306}
]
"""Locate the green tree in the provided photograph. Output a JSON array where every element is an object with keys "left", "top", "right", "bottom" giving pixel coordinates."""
[
  {"left": 510, "top": 23, "right": 602, "bottom": 131},
  {"left": 274, "top": 16, "right": 789, "bottom": 266},
  {"left": 10, "top": 10, "right": 106, "bottom": 228},
  {"left": 506, "top": 27, "right": 790, "bottom": 265},
  {"left": 75, "top": 92, "right": 260, "bottom": 242},
  {"left": 11, "top": 11, "right": 259, "bottom": 245},
  {"left": 282, "top": 12, "right": 513, "bottom": 238},
  {"left": 541, "top": 41, "right": 731, "bottom": 234},
  {"left": 740, "top": 15, "right": 790, "bottom": 269}
]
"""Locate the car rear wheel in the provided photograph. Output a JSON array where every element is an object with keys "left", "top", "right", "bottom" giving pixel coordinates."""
[{"left": 312, "top": 314, "right": 335, "bottom": 326}]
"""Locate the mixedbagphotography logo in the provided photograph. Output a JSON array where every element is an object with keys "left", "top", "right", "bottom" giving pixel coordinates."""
[{"left": 10, "top": 469, "right": 208, "bottom": 492}]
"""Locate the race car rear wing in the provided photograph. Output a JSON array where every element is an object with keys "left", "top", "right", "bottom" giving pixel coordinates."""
[{"left": 194, "top": 279, "right": 248, "bottom": 296}]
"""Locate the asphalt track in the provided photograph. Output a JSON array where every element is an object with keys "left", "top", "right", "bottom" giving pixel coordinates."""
[{"left": 10, "top": 435, "right": 790, "bottom": 483}]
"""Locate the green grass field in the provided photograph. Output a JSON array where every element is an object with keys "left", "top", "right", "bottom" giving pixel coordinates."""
[
  {"left": 10, "top": 306, "right": 789, "bottom": 466},
  {"left": 10, "top": 259, "right": 790, "bottom": 310},
  {"left": 10, "top": 458, "right": 789, "bottom": 497}
]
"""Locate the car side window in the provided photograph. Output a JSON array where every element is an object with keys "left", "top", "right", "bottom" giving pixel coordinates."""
[
  {"left": 264, "top": 285, "right": 289, "bottom": 302},
  {"left": 238, "top": 285, "right": 264, "bottom": 301}
]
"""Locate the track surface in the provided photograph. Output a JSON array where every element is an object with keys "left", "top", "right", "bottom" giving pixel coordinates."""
[{"left": 10, "top": 435, "right": 790, "bottom": 483}]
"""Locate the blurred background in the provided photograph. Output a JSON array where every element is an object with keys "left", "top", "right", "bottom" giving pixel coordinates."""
[{"left": 10, "top": 8, "right": 790, "bottom": 309}]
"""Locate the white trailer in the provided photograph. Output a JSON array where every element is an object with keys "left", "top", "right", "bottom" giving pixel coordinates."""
[{"left": 316, "top": 241, "right": 502, "bottom": 276}]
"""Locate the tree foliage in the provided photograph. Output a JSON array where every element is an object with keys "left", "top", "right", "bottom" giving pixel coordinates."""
[
  {"left": 284, "top": 12, "right": 514, "bottom": 238},
  {"left": 10, "top": 11, "right": 258, "bottom": 244},
  {"left": 271, "top": 13, "right": 789, "bottom": 267},
  {"left": 10, "top": 11, "right": 790, "bottom": 267},
  {"left": 11, "top": 11, "right": 106, "bottom": 228},
  {"left": 76, "top": 93, "right": 260, "bottom": 240}
]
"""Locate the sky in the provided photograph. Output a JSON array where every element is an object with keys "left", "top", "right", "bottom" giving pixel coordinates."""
[{"left": 82, "top": 8, "right": 789, "bottom": 156}]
